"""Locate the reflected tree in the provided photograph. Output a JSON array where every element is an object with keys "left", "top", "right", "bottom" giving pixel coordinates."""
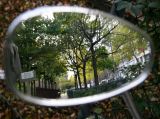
[
  {"left": 76, "top": 15, "right": 118, "bottom": 86},
  {"left": 14, "top": 16, "right": 67, "bottom": 89}
]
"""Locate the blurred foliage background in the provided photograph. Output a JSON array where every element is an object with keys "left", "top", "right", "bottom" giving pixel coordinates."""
[{"left": 0, "top": 0, "right": 160, "bottom": 119}]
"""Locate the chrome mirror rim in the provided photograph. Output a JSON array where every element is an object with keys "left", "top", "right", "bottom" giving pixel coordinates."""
[{"left": 4, "top": 6, "right": 154, "bottom": 106}]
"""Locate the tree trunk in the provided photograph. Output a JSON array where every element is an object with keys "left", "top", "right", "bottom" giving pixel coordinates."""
[
  {"left": 44, "top": 79, "right": 47, "bottom": 89},
  {"left": 42, "top": 78, "right": 44, "bottom": 88},
  {"left": 23, "top": 82, "right": 26, "bottom": 93},
  {"left": 38, "top": 77, "right": 41, "bottom": 87},
  {"left": 74, "top": 72, "right": 78, "bottom": 89},
  {"left": 91, "top": 46, "right": 99, "bottom": 86},
  {"left": 18, "top": 80, "right": 22, "bottom": 91},
  {"left": 82, "top": 61, "right": 87, "bottom": 88},
  {"left": 76, "top": 67, "right": 82, "bottom": 89}
]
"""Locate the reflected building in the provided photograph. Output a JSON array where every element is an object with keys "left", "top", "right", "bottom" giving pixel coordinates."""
[{"left": 118, "top": 47, "right": 150, "bottom": 69}]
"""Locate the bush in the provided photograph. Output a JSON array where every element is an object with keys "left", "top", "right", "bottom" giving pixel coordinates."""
[{"left": 68, "top": 81, "right": 120, "bottom": 98}]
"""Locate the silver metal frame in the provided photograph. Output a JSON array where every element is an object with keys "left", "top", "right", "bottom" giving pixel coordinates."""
[{"left": 4, "top": 6, "right": 154, "bottom": 106}]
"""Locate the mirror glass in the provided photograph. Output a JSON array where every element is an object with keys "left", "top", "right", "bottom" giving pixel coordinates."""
[{"left": 5, "top": 6, "right": 152, "bottom": 105}]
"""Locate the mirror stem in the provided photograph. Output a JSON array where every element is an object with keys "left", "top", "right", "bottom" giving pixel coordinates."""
[{"left": 122, "top": 91, "right": 141, "bottom": 119}]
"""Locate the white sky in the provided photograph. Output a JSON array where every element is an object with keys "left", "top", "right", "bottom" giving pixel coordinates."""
[
  {"left": 41, "top": 12, "right": 54, "bottom": 19},
  {"left": 67, "top": 71, "right": 74, "bottom": 80}
]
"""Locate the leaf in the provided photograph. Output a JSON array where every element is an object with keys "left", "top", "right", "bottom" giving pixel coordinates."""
[
  {"left": 148, "top": 2, "right": 160, "bottom": 8},
  {"left": 129, "top": 5, "right": 142, "bottom": 17},
  {"left": 137, "top": 0, "right": 145, "bottom": 4},
  {"left": 116, "top": 1, "right": 130, "bottom": 11},
  {"left": 115, "top": 0, "right": 122, "bottom": 3},
  {"left": 93, "top": 107, "right": 103, "bottom": 114},
  {"left": 136, "top": 4, "right": 145, "bottom": 9}
]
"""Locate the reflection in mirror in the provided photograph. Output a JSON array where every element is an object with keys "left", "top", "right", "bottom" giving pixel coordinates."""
[{"left": 12, "top": 12, "right": 151, "bottom": 99}]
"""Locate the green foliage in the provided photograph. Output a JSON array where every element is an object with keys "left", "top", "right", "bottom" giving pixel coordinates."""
[
  {"left": 148, "top": 1, "right": 160, "bottom": 8},
  {"left": 93, "top": 107, "right": 103, "bottom": 114},
  {"left": 69, "top": 81, "right": 120, "bottom": 98},
  {"left": 59, "top": 79, "right": 74, "bottom": 90},
  {"left": 116, "top": 0, "right": 160, "bottom": 17},
  {"left": 96, "top": 46, "right": 115, "bottom": 70},
  {"left": 97, "top": 58, "right": 114, "bottom": 71},
  {"left": 116, "top": 0, "right": 143, "bottom": 17},
  {"left": 120, "top": 63, "right": 144, "bottom": 81},
  {"left": 116, "top": 1, "right": 131, "bottom": 11},
  {"left": 14, "top": 16, "right": 67, "bottom": 82},
  {"left": 106, "top": 24, "right": 148, "bottom": 68}
]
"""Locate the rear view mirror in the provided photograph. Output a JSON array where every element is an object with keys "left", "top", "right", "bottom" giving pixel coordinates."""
[{"left": 4, "top": 6, "right": 154, "bottom": 106}]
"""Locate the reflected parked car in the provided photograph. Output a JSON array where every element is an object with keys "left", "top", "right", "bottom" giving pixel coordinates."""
[{"left": 99, "top": 79, "right": 109, "bottom": 85}]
